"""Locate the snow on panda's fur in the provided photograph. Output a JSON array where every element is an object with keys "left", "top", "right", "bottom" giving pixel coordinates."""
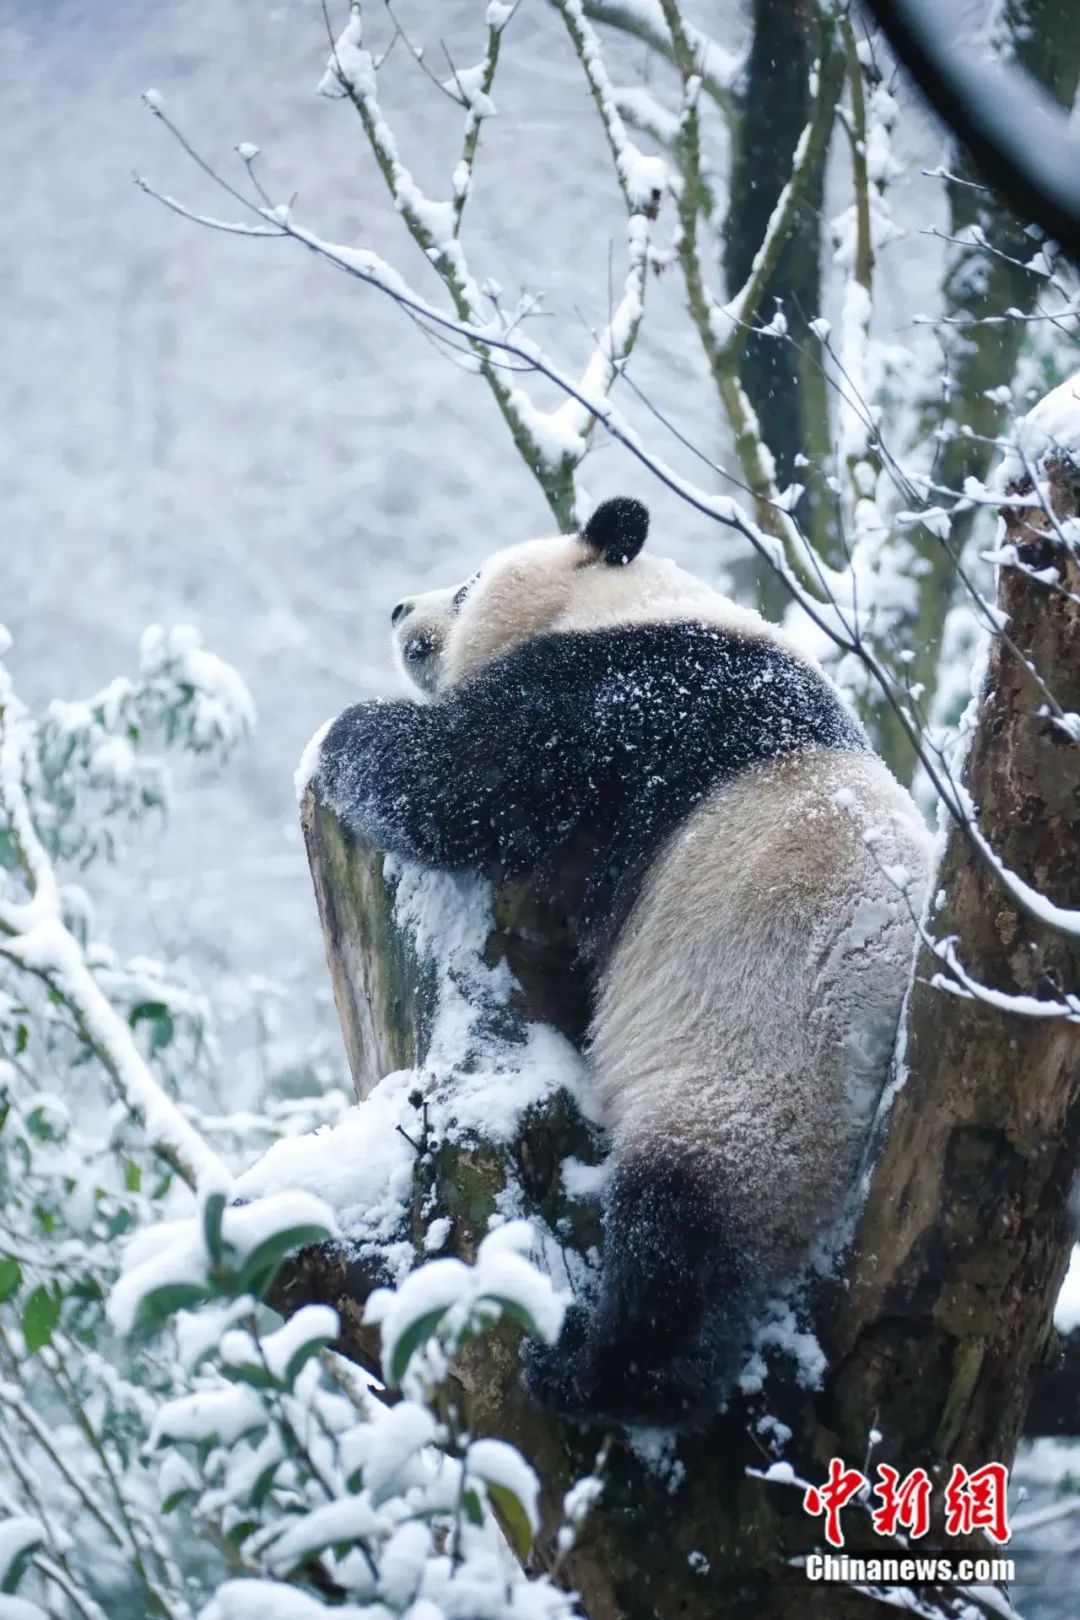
[{"left": 316, "top": 497, "right": 932, "bottom": 1428}]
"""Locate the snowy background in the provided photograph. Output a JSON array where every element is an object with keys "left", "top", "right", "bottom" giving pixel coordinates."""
[
  {"left": 2, "top": 0, "right": 1076, "bottom": 1609},
  {"left": 0, "top": 0, "right": 952, "bottom": 1060}
]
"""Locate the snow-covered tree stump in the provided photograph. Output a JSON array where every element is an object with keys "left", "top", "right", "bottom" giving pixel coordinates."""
[
  {"left": 276, "top": 788, "right": 602, "bottom": 1386},
  {"left": 284, "top": 392, "right": 1080, "bottom": 1619}
]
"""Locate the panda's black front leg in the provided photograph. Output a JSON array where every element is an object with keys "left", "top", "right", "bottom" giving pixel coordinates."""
[
  {"left": 316, "top": 698, "right": 506, "bottom": 869},
  {"left": 316, "top": 660, "right": 609, "bottom": 876}
]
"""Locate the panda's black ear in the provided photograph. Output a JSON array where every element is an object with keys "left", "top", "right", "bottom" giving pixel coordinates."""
[{"left": 579, "top": 496, "right": 649, "bottom": 567}]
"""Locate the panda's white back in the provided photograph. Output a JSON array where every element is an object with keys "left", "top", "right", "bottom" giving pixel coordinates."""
[{"left": 589, "top": 745, "right": 931, "bottom": 1278}]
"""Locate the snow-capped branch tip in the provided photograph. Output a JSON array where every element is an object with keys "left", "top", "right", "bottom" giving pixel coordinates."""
[{"left": 552, "top": 0, "right": 666, "bottom": 218}]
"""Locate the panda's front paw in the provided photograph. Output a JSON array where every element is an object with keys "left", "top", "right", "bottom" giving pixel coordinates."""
[
  {"left": 313, "top": 699, "right": 416, "bottom": 841},
  {"left": 318, "top": 701, "right": 390, "bottom": 778}
]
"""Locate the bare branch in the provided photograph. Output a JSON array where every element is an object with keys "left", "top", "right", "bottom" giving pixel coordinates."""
[
  {"left": 318, "top": 2, "right": 579, "bottom": 523},
  {"left": 581, "top": 0, "right": 740, "bottom": 119},
  {"left": 450, "top": 9, "right": 513, "bottom": 235},
  {"left": 552, "top": 0, "right": 666, "bottom": 218}
]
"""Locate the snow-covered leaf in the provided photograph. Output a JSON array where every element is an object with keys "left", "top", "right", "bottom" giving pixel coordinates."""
[{"left": 0, "top": 1519, "right": 44, "bottom": 1596}]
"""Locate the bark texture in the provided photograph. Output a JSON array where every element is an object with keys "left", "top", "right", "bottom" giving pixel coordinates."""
[
  {"left": 288, "top": 448, "right": 1080, "bottom": 1616},
  {"left": 819, "top": 455, "right": 1080, "bottom": 1476}
]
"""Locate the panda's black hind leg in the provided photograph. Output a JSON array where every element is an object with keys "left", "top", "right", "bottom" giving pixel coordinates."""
[
  {"left": 521, "top": 1303, "right": 595, "bottom": 1418},
  {"left": 524, "top": 1156, "right": 755, "bottom": 1429}
]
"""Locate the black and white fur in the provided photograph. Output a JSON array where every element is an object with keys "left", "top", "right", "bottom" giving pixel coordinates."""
[{"left": 316, "top": 498, "right": 931, "bottom": 1428}]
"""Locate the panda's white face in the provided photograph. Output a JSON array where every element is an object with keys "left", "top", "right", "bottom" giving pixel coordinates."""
[
  {"left": 391, "top": 500, "right": 776, "bottom": 697},
  {"left": 390, "top": 580, "right": 463, "bottom": 697}
]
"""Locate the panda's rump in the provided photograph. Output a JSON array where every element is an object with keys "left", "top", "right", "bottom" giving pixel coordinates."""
[{"left": 588, "top": 746, "right": 931, "bottom": 1275}]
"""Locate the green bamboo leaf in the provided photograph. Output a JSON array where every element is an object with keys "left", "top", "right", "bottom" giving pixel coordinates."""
[
  {"left": 220, "top": 1361, "right": 274, "bottom": 1391},
  {"left": 478, "top": 1294, "right": 538, "bottom": 1336},
  {"left": 21, "top": 1285, "right": 59, "bottom": 1355},
  {"left": 134, "top": 1281, "right": 211, "bottom": 1331},
  {"left": 202, "top": 1191, "right": 226, "bottom": 1266},
  {"left": 388, "top": 1305, "right": 450, "bottom": 1387},
  {"left": 0, "top": 1518, "right": 44, "bottom": 1594},
  {"left": 130, "top": 1001, "right": 175, "bottom": 1053},
  {"left": 0, "top": 1257, "right": 22, "bottom": 1305},
  {"left": 283, "top": 1325, "right": 336, "bottom": 1387},
  {"left": 235, "top": 1222, "right": 334, "bottom": 1299},
  {"left": 489, "top": 1482, "right": 534, "bottom": 1561}
]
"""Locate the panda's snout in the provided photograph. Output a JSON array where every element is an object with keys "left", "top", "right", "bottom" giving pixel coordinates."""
[{"left": 391, "top": 599, "right": 413, "bottom": 627}]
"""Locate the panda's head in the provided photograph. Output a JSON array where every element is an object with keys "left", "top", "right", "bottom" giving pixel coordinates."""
[{"left": 392, "top": 497, "right": 771, "bottom": 695}]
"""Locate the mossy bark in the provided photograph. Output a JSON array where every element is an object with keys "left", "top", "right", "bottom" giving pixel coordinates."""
[{"left": 289, "top": 448, "right": 1080, "bottom": 1616}]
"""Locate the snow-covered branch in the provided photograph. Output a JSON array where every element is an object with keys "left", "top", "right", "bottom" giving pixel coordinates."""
[
  {"left": 581, "top": 0, "right": 740, "bottom": 118},
  {"left": 928, "top": 933, "right": 1080, "bottom": 1021},
  {"left": 649, "top": 1, "right": 845, "bottom": 597},
  {"left": 552, "top": 0, "right": 666, "bottom": 217},
  {"left": 548, "top": 0, "right": 659, "bottom": 451},
  {"left": 0, "top": 660, "right": 230, "bottom": 1193},
  {"left": 449, "top": 7, "right": 511, "bottom": 235},
  {"left": 317, "top": 5, "right": 584, "bottom": 523}
]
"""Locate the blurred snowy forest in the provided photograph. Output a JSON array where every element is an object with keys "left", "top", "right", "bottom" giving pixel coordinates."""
[
  {"left": 3, "top": 0, "right": 1080, "bottom": 1616},
  {"left": 0, "top": 0, "right": 957, "bottom": 1070}
]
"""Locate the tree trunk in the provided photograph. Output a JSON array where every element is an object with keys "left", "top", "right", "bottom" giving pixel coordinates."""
[
  {"left": 723, "top": 0, "right": 833, "bottom": 617},
  {"left": 818, "top": 447, "right": 1080, "bottom": 1471},
  {"left": 287, "top": 430, "right": 1080, "bottom": 1616},
  {"left": 882, "top": 0, "right": 1080, "bottom": 782}
]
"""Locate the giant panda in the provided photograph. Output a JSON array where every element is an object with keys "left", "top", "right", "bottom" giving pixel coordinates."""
[{"left": 315, "top": 496, "right": 932, "bottom": 1429}]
